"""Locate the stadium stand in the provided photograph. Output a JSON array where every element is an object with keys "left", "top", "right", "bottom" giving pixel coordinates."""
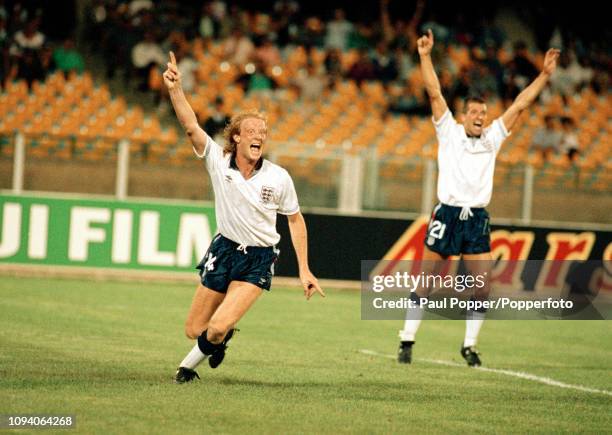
[{"left": 0, "top": 1, "right": 609, "bottom": 217}]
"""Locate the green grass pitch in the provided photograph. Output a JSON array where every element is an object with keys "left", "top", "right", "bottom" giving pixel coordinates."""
[{"left": 1, "top": 276, "right": 611, "bottom": 434}]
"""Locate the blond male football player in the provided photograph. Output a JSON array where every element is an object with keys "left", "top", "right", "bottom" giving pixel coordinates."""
[
  {"left": 163, "top": 52, "right": 325, "bottom": 383},
  {"left": 398, "top": 30, "right": 560, "bottom": 366}
]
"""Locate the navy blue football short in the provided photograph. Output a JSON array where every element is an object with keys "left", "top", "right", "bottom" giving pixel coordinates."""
[
  {"left": 196, "top": 234, "right": 279, "bottom": 293},
  {"left": 424, "top": 203, "right": 491, "bottom": 257}
]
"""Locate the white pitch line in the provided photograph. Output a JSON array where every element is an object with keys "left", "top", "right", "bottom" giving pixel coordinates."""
[{"left": 359, "top": 349, "right": 612, "bottom": 397}]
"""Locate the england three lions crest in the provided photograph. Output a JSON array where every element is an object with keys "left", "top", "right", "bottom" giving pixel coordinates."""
[{"left": 260, "top": 186, "right": 275, "bottom": 204}]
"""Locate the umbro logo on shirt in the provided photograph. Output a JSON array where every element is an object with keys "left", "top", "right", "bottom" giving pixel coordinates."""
[{"left": 225, "top": 174, "right": 233, "bottom": 182}]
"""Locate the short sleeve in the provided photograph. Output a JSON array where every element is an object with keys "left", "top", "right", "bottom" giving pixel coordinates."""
[
  {"left": 487, "top": 117, "right": 511, "bottom": 153},
  {"left": 432, "top": 109, "right": 457, "bottom": 140},
  {"left": 278, "top": 170, "right": 300, "bottom": 215},
  {"left": 194, "top": 135, "right": 224, "bottom": 172}
]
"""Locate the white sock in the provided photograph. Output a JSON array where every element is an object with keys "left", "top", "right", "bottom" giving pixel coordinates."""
[
  {"left": 179, "top": 343, "right": 208, "bottom": 369},
  {"left": 464, "top": 310, "right": 486, "bottom": 347},
  {"left": 399, "top": 302, "right": 424, "bottom": 342}
]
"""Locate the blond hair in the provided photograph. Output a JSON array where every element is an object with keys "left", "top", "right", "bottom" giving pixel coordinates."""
[{"left": 222, "top": 109, "right": 268, "bottom": 155}]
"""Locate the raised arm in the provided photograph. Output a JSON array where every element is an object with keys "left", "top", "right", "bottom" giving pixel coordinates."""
[
  {"left": 380, "top": 0, "right": 393, "bottom": 45},
  {"left": 406, "top": 0, "right": 425, "bottom": 51},
  {"left": 286, "top": 212, "right": 325, "bottom": 300},
  {"left": 162, "top": 51, "right": 208, "bottom": 155},
  {"left": 417, "top": 29, "right": 448, "bottom": 121},
  {"left": 502, "top": 48, "right": 560, "bottom": 132}
]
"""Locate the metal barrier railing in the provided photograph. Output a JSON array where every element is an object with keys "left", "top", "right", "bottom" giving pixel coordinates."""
[{"left": 1, "top": 132, "right": 610, "bottom": 224}]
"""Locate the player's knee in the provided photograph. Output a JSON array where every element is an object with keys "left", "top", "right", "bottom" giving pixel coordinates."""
[
  {"left": 184, "top": 323, "right": 200, "bottom": 340},
  {"left": 207, "top": 321, "right": 231, "bottom": 343}
]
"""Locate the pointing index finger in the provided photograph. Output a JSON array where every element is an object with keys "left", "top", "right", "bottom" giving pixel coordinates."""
[{"left": 169, "top": 51, "right": 177, "bottom": 66}]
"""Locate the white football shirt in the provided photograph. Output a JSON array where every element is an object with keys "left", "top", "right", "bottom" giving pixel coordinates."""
[
  {"left": 433, "top": 109, "right": 510, "bottom": 208},
  {"left": 194, "top": 136, "right": 300, "bottom": 247}
]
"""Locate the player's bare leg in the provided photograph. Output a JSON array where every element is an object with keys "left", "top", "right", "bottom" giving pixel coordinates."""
[
  {"left": 206, "top": 281, "right": 262, "bottom": 341},
  {"left": 175, "top": 285, "right": 226, "bottom": 382},
  {"left": 200, "top": 281, "right": 263, "bottom": 369},
  {"left": 175, "top": 282, "right": 262, "bottom": 383},
  {"left": 184, "top": 284, "right": 226, "bottom": 339},
  {"left": 398, "top": 248, "right": 446, "bottom": 363},
  {"left": 460, "top": 252, "right": 494, "bottom": 366}
]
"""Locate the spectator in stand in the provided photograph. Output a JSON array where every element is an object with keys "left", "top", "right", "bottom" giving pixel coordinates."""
[
  {"left": 11, "top": 18, "right": 44, "bottom": 55},
  {"left": 346, "top": 47, "right": 375, "bottom": 85},
  {"left": 236, "top": 59, "right": 275, "bottom": 96},
  {"left": 481, "top": 44, "right": 505, "bottom": 97},
  {"left": 272, "top": 0, "right": 300, "bottom": 47},
  {"left": 394, "top": 46, "right": 415, "bottom": 79},
  {"left": 559, "top": 116, "right": 580, "bottom": 162},
  {"left": 131, "top": 31, "right": 165, "bottom": 91},
  {"left": 324, "top": 8, "right": 352, "bottom": 51},
  {"left": 388, "top": 80, "right": 429, "bottom": 116},
  {"left": 507, "top": 40, "right": 539, "bottom": 90},
  {"left": 86, "top": 0, "right": 107, "bottom": 51},
  {"left": 39, "top": 42, "right": 54, "bottom": 75},
  {"left": 254, "top": 36, "right": 281, "bottom": 70},
  {"left": 292, "top": 61, "right": 328, "bottom": 103},
  {"left": 420, "top": 12, "right": 450, "bottom": 45},
  {"left": 549, "top": 52, "right": 574, "bottom": 98},
  {"left": 371, "top": 41, "right": 398, "bottom": 84},
  {"left": 451, "top": 14, "right": 473, "bottom": 46},
  {"left": 448, "top": 66, "right": 471, "bottom": 110},
  {"left": 199, "top": 2, "right": 221, "bottom": 40},
  {"left": 590, "top": 64, "right": 609, "bottom": 95},
  {"left": 0, "top": 16, "right": 8, "bottom": 88},
  {"left": 381, "top": 0, "right": 424, "bottom": 51},
  {"left": 570, "top": 55, "right": 594, "bottom": 92},
  {"left": 323, "top": 47, "right": 343, "bottom": 83},
  {"left": 208, "top": 0, "right": 228, "bottom": 37},
  {"left": 7, "top": 1, "right": 28, "bottom": 35},
  {"left": 100, "top": 5, "right": 124, "bottom": 80},
  {"left": 203, "top": 96, "right": 230, "bottom": 143},
  {"left": 348, "top": 22, "right": 375, "bottom": 50},
  {"left": 222, "top": 26, "right": 254, "bottom": 67},
  {"left": 300, "top": 16, "right": 325, "bottom": 49},
  {"left": 128, "top": 0, "right": 153, "bottom": 17},
  {"left": 474, "top": 17, "right": 505, "bottom": 50},
  {"left": 550, "top": 51, "right": 593, "bottom": 98},
  {"left": 251, "top": 12, "right": 274, "bottom": 40},
  {"left": 501, "top": 70, "right": 522, "bottom": 106},
  {"left": 0, "top": 14, "right": 7, "bottom": 47},
  {"left": 162, "top": 30, "right": 189, "bottom": 59},
  {"left": 468, "top": 61, "right": 498, "bottom": 100},
  {"left": 381, "top": 0, "right": 423, "bottom": 76},
  {"left": 53, "top": 37, "right": 84, "bottom": 76},
  {"left": 16, "top": 47, "right": 45, "bottom": 88},
  {"left": 531, "top": 115, "right": 562, "bottom": 161}
]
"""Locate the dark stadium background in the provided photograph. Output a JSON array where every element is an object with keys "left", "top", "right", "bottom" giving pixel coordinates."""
[{"left": 12, "top": 0, "right": 611, "bottom": 48}]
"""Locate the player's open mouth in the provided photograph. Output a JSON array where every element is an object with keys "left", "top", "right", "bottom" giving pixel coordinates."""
[
  {"left": 474, "top": 122, "right": 482, "bottom": 127},
  {"left": 250, "top": 143, "right": 261, "bottom": 151}
]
